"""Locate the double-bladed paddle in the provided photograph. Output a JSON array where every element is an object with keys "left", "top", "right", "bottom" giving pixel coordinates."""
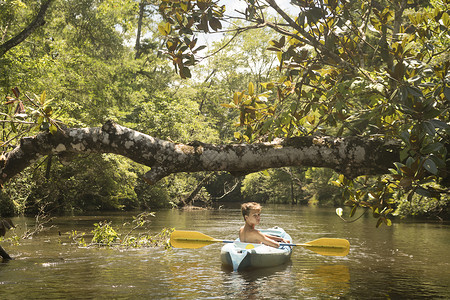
[{"left": 170, "top": 230, "right": 350, "bottom": 257}]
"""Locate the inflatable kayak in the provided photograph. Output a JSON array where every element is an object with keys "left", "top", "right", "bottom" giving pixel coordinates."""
[{"left": 220, "top": 227, "right": 293, "bottom": 271}]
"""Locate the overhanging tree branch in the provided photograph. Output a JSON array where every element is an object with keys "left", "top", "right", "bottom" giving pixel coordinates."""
[
  {"left": 0, "top": 0, "right": 54, "bottom": 57},
  {"left": 0, "top": 120, "right": 401, "bottom": 186}
]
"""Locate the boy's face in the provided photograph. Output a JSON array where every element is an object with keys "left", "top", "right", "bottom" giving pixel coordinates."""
[{"left": 245, "top": 209, "right": 261, "bottom": 225}]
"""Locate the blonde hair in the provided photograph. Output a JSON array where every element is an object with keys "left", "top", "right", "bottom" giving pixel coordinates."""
[{"left": 241, "top": 202, "right": 261, "bottom": 220}]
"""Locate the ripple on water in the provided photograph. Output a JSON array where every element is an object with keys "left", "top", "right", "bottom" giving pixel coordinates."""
[{"left": 1, "top": 208, "right": 449, "bottom": 299}]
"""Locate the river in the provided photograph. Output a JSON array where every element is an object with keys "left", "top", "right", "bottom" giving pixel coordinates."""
[{"left": 1, "top": 204, "right": 449, "bottom": 299}]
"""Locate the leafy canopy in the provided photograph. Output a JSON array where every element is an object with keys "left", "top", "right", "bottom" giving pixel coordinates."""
[{"left": 158, "top": 0, "right": 450, "bottom": 224}]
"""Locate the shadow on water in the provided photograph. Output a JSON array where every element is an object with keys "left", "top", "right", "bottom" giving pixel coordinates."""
[
  {"left": 221, "top": 262, "right": 292, "bottom": 299},
  {"left": 296, "top": 264, "right": 351, "bottom": 298},
  {"left": 220, "top": 262, "right": 351, "bottom": 299},
  {"left": 221, "top": 260, "right": 292, "bottom": 278}
]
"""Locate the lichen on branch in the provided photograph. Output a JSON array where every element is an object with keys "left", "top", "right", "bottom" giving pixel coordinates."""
[{"left": 0, "top": 120, "right": 400, "bottom": 186}]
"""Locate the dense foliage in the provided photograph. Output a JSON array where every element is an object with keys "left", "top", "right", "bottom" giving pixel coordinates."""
[
  {"left": 0, "top": 0, "right": 221, "bottom": 215},
  {"left": 158, "top": 0, "right": 450, "bottom": 223},
  {"left": 1, "top": 0, "right": 449, "bottom": 223}
]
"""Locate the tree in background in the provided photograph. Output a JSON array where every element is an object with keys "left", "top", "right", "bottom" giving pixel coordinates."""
[{"left": 0, "top": 0, "right": 221, "bottom": 214}]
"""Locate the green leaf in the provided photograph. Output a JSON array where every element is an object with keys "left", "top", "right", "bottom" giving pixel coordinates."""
[
  {"left": 421, "top": 142, "right": 443, "bottom": 154},
  {"left": 400, "top": 131, "right": 410, "bottom": 144},
  {"left": 441, "top": 12, "right": 450, "bottom": 27},
  {"left": 192, "top": 45, "right": 207, "bottom": 53},
  {"left": 331, "top": 180, "right": 341, "bottom": 187},
  {"left": 423, "top": 108, "right": 441, "bottom": 119},
  {"left": 49, "top": 124, "right": 57, "bottom": 135},
  {"left": 40, "top": 122, "right": 49, "bottom": 131},
  {"left": 209, "top": 17, "right": 222, "bottom": 31},
  {"left": 428, "top": 119, "right": 449, "bottom": 129},
  {"left": 221, "top": 103, "right": 236, "bottom": 108},
  {"left": 338, "top": 174, "right": 346, "bottom": 185},
  {"left": 422, "top": 121, "right": 436, "bottom": 136},
  {"left": 166, "top": 40, "right": 177, "bottom": 51},
  {"left": 373, "top": 207, "right": 380, "bottom": 217},
  {"left": 393, "top": 62, "right": 405, "bottom": 80},
  {"left": 423, "top": 158, "right": 438, "bottom": 175},
  {"left": 406, "top": 86, "right": 423, "bottom": 98},
  {"left": 158, "top": 22, "right": 172, "bottom": 36},
  {"left": 180, "top": 66, "right": 191, "bottom": 79},
  {"left": 349, "top": 205, "right": 357, "bottom": 217},
  {"left": 248, "top": 82, "right": 255, "bottom": 96},
  {"left": 429, "top": 155, "right": 446, "bottom": 168},
  {"left": 10, "top": 121, "right": 17, "bottom": 133},
  {"left": 376, "top": 218, "right": 383, "bottom": 228},
  {"left": 399, "top": 149, "right": 409, "bottom": 161},
  {"left": 415, "top": 187, "right": 431, "bottom": 197},
  {"left": 399, "top": 177, "right": 413, "bottom": 188},
  {"left": 260, "top": 119, "right": 273, "bottom": 134},
  {"left": 261, "top": 82, "right": 274, "bottom": 89},
  {"left": 276, "top": 51, "right": 283, "bottom": 64},
  {"left": 407, "top": 190, "right": 414, "bottom": 201},
  {"left": 444, "top": 86, "right": 450, "bottom": 101},
  {"left": 306, "top": 7, "right": 324, "bottom": 24},
  {"left": 40, "top": 91, "right": 46, "bottom": 105}
]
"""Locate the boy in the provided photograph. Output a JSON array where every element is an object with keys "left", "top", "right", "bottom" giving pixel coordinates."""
[{"left": 239, "top": 202, "right": 289, "bottom": 248}]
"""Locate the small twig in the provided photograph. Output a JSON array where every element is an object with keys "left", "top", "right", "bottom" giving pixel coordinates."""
[
  {"left": 22, "top": 206, "right": 55, "bottom": 239},
  {"left": 337, "top": 207, "right": 370, "bottom": 223},
  {"left": 0, "top": 120, "right": 36, "bottom": 124}
]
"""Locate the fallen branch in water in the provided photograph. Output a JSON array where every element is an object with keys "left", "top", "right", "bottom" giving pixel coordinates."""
[
  {"left": 0, "top": 244, "right": 12, "bottom": 260},
  {"left": 0, "top": 218, "right": 15, "bottom": 260},
  {"left": 21, "top": 206, "right": 55, "bottom": 239}
]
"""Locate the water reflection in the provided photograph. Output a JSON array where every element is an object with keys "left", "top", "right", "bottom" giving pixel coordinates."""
[
  {"left": 1, "top": 207, "right": 449, "bottom": 299},
  {"left": 222, "top": 263, "right": 292, "bottom": 299},
  {"left": 302, "top": 264, "right": 350, "bottom": 298},
  {"left": 220, "top": 262, "right": 350, "bottom": 299}
]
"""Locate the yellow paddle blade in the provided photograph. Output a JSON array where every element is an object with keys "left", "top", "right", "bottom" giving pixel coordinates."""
[
  {"left": 300, "top": 238, "right": 350, "bottom": 256},
  {"left": 170, "top": 230, "right": 223, "bottom": 249}
]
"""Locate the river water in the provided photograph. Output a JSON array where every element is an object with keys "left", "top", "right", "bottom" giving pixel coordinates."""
[{"left": 1, "top": 204, "right": 449, "bottom": 299}]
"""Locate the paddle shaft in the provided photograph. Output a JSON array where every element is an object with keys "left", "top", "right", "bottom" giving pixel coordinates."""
[
  {"left": 219, "top": 239, "right": 347, "bottom": 249},
  {"left": 281, "top": 242, "right": 347, "bottom": 249},
  {"left": 170, "top": 230, "right": 350, "bottom": 256},
  {"left": 170, "top": 239, "right": 338, "bottom": 248},
  {"left": 172, "top": 239, "right": 323, "bottom": 248},
  {"left": 172, "top": 239, "right": 305, "bottom": 248}
]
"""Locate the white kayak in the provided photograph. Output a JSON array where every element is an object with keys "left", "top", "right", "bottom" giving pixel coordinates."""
[{"left": 220, "top": 227, "right": 293, "bottom": 271}]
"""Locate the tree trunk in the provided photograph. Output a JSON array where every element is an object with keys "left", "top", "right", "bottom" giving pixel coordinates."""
[
  {"left": 181, "top": 174, "right": 212, "bottom": 207},
  {"left": 0, "top": 245, "right": 12, "bottom": 260},
  {"left": 134, "top": 1, "right": 146, "bottom": 59},
  {"left": 0, "top": 120, "right": 401, "bottom": 186},
  {"left": 290, "top": 177, "right": 295, "bottom": 205}
]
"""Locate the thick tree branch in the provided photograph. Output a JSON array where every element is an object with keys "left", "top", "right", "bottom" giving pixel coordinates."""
[
  {"left": 0, "top": 121, "right": 401, "bottom": 186},
  {"left": 0, "top": 0, "right": 54, "bottom": 57}
]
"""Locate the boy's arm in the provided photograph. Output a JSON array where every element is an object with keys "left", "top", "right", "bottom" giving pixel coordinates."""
[
  {"left": 242, "top": 229, "right": 282, "bottom": 248},
  {"left": 256, "top": 232, "right": 280, "bottom": 248},
  {"left": 265, "top": 234, "right": 290, "bottom": 244}
]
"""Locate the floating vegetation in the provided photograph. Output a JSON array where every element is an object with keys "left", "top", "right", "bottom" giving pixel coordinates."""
[{"left": 69, "top": 212, "right": 174, "bottom": 249}]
